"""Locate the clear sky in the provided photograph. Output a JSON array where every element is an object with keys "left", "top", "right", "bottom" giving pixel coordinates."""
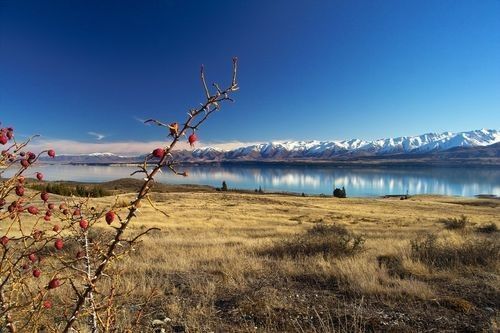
[{"left": 1, "top": 0, "right": 499, "bottom": 154}]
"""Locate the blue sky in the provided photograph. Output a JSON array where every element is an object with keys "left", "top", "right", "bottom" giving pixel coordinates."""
[{"left": 1, "top": 0, "right": 499, "bottom": 154}]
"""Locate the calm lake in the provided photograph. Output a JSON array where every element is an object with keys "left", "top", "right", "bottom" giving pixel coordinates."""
[{"left": 5, "top": 164, "right": 500, "bottom": 197}]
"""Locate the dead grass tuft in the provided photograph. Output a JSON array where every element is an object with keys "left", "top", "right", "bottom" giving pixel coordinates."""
[
  {"left": 260, "top": 224, "right": 365, "bottom": 259},
  {"left": 475, "top": 222, "right": 498, "bottom": 234},
  {"left": 440, "top": 214, "right": 470, "bottom": 230},
  {"left": 410, "top": 233, "right": 500, "bottom": 268}
]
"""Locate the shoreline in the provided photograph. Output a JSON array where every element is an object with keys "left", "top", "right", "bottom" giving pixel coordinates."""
[{"left": 14, "top": 177, "right": 499, "bottom": 200}]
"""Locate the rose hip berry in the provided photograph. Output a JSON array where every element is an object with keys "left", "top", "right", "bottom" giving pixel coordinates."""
[
  {"left": 28, "top": 253, "right": 37, "bottom": 263},
  {"left": 41, "top": 192, "right": 49, "bottom": 202},
  {"left": 27, "top": 206, "right": 39, "bottom": 215},
  {"left": 0, "top": 236, "right": 9, "bottom": 246},
  {"left": 43, "top": 300, "right": 52, "bottom": 309},
  {"left": 48, "top": 278, "right": 61, "bottom": 289},
  {"left": 33, "top": 269, "right": 41, "bottom": 278},
  {"left": 15, "top": 185, "right": 25, "bottom": 196},
  {"left": 36, "top": 172, "right": 44, "bottom": 181},
  {"left": 105, "top": 211, "right": 115, "bottom": 224},
  {"left": 79, "top": 219, "right": 89, "bottom": 230},
  {"left": 47, "top": 149, "right": 56, "bottom": 158},
  {"left": 152, "top": 148, "right": 165, "bottom": 159},
  {"left": 0, "top": 135, "right": 7, "bottom": 145},
  {"left": 54, "top": 239, "right": 64, "bottom": 250},
  {"left": 52, "top": 225, "right": 61, "bottom": 233},
  {"left": 188, "top": 133, "right": 198, "bottom": 147}
]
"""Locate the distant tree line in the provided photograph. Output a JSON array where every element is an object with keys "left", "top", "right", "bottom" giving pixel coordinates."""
[{"left": 30, "top": 183, "right": 110, "bottom": 197}]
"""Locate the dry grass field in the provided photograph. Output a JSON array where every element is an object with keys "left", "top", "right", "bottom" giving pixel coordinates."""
[
  {"left": 83, "top": 189, "right": 498, "bottom": 332},
  {"left": 5, "top": 185, "right": 500, "bottom": 332}
]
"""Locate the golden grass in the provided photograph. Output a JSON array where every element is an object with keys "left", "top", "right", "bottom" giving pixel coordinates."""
[{"left": 2, "top": 191, "right": 499, "bottom": 331}]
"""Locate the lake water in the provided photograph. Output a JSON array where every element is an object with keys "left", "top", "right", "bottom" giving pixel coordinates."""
[{"left": 4, "top": 163, "right": 500, "bottom": 197}]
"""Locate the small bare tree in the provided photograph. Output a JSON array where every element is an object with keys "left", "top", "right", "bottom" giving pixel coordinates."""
[{"left": 0, "top": 58, "right": 238, "bottom": 332}]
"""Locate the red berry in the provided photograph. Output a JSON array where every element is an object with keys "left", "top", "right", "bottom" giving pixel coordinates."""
[
  {"left": 18, "top": 176, "right": 25, "bottom": 184},
  {"left": 47, "top": 149, "right": 56, "bottom": 158},
  {"left": 105, "top": 211, "right": 115, "bottom": 225},
  {"left": 152, "top": 148, "right": 165, "bottom": 159},
  {"left": 45, "top": 210, "right": 52, "bottom": 217},
  {"left": 54, "top": 239, "right": 63, "bottom": 250},
  {"left": 28, "top": 253, "right": 37, "bottom": 263},
  {"left": 15, "top": 185, "right": 24, "bottom": 196},
  {"left": 43, "top": 300, "right": 52, "bottom": 308},
  {"left": 48, "top": 278, "right": 60, "bottom": 289},
  {"left": 0, "top": 236, "right": 9, "bottom": 246},
  {"left": 41, "top": 192, "right": 49, "bottom": 202},
  {"left": 33, "top": 269, "right": 41, "bottom": 278},
  {"left": 73, "top": 208, "right": 81, "bottom": 216},
  {"left": 62, "top": 209, "right": 69, "bottom": 215},
  {"left": 0, "top": 135, "right": 7, "bottom": 145},
  {"left": 27, "top": 152, "right": 36, "bottom": 161},
  {"left": 48, "top": 203, "right": 55, "bottom": 210},
  {"left": 6, "top": 129, "right": 13, "bottom": 140},
  {"left": 52, "top": 225, "right": 61, "bottom": 233},
  {"left": 36, "top": 172, "right": 44, "bottom": 181},
  {"left": 44, "top": 215, "right": 51, "bottom": 222},
  {"left": 79, "top": 219, "right": 89, "bottom": 230},
  {"left": 27, "top": 206, "right": 39, "bottom": 215},
  {"left": 21, "top": 159, "right": 29, "bottom": 168},
  {"left": 188, "top": 133, "right": 198, "bottom": 147}
]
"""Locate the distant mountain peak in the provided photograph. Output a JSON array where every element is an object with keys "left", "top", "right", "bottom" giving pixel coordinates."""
[{"left": 40, "top": 129, "right": 499, "bottom": 163}]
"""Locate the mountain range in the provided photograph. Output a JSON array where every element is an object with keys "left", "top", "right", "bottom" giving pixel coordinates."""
[{"left": 42, "top": 129, "right": 500, "bottom": 165}]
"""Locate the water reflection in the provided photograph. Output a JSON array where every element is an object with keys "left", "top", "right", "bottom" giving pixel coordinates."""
[{"left": 3, "top": 164, "right": 499, "bottom": 197}]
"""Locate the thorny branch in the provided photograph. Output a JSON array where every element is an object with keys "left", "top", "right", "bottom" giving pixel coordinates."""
[{"left": 62, "top": 58, "right": 238, "bottom": 332}]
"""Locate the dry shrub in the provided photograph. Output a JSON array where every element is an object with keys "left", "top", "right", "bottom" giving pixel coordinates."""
[
  {"left": 261, "top": 224, "right": 364, "bottom": 258},
  {"left": 410, "top": 233, "right": 500, "bottom": 268},
  {"left": 440, "top": 215, "right": 469, "bottom": 230},
  {"left": 475, "top": 222, "right": 498, "bottom": 234},
  {"left": 376, "top": 254, "right": 410, "bottom": 279}
]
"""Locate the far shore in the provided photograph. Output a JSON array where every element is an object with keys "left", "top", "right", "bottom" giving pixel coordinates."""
[{"left": 13, "top": 177, "right": 499, "bottom": 200}]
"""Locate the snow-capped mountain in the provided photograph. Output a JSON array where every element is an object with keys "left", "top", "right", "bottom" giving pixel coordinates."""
[
  {"left": 178, "top": 129, "right": 500, "bottom": 161},
  {"left": 40, "top": 129, "right": 499, "bottom": 164}
]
